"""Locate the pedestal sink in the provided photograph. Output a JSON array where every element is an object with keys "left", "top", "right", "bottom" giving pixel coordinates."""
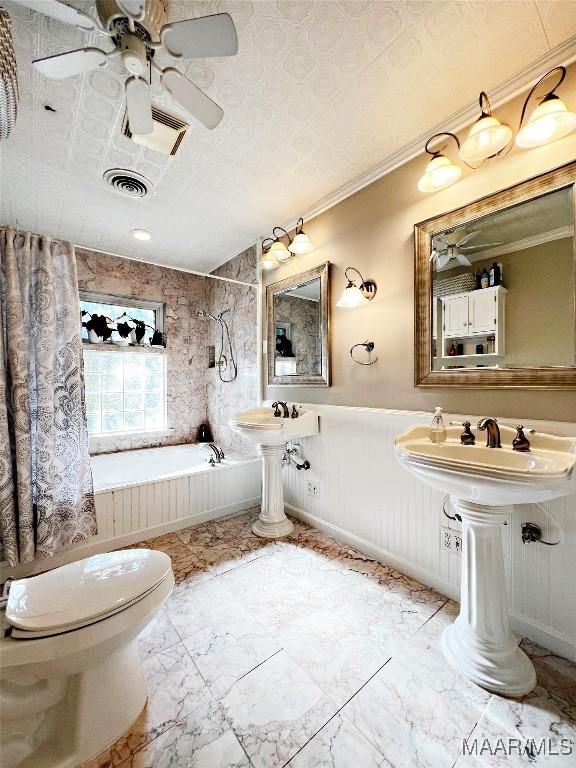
[
  {"left": 230, "top": 407, "right": 319, "bottom": 538},
  {"left": 395, "top": 423, "right": 576, "bottom": 697}
]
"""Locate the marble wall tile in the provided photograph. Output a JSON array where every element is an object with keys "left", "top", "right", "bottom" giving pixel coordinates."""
[
  {"left": 77, "top": 248, "right": 208, "bottom": 454},
  {"left": 206, "top": 245, "right": 258, "bottom": 453},
  {"left": 76, "top": 245, "right": 259, "bottom": 456},
  {"left": 274, "top": 293, "right": 321, "bottom": 375}
]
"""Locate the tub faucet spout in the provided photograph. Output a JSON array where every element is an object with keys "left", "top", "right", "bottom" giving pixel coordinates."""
[{"left": 207, "top": 443, "right": 225, "bottom": 463}]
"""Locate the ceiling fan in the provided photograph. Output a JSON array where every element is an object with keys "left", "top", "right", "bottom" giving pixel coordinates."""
[
  {"left": 18, "top": 0, "right": 238, "bottom": 133},
  {"left": 431, "top": 230, "right": 502, "bottom": 269}
]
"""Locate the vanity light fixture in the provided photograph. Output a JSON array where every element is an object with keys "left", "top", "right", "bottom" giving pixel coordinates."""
[
  {"left": 459, "top": 91, "right": 513, "bottom": 163},
  {"left": 132, "top": 228, "right": 151, "bottom": 241},
  {"left": 516, "top": 66, "right": 576, "bottom": 149},
  {"left": 419, "top": 64, "right": 576, "bottom": 193},
  {"left": 417, "top": 133, "right": 462, "bottom": 193},
  {"left": 259, "top": 217, "right": 315, "bottom": 271},
  {"left": 336, "top": 266, "right": 377, "bottom": 308}
]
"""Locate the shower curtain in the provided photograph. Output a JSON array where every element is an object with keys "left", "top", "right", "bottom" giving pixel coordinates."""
[{"left": 0, "top": 228, "right": 97, "bottom": 566}]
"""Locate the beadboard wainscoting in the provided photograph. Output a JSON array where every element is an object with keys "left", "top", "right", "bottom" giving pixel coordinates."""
[
  {"left": 280, "top": 404, "right": 576, "bottom": 660},
  {"left": 0, "top": 459, "right": 261, "bottom": 582}
]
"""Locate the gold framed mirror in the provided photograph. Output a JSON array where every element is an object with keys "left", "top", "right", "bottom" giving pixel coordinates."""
[
  {"left": 414, "top": 162, "right": 576, "bottom": 389},
  {"left": 266, "top": 261, "right": 330, "bottom": 386}
]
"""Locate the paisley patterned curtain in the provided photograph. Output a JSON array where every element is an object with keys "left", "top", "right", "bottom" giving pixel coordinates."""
[{"left": 0, "top": 228, "right": 97, "bottom": 566}]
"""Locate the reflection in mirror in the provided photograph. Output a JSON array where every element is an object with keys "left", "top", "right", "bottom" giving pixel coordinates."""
[
  {"left": 274, "top": 278, "right": 321, "bottom": 377},
  {"left": 431, "top": 186, "right": 575, "bottom": 371}
]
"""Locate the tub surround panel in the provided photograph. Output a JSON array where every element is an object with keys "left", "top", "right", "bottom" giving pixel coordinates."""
[
  {"left": 77, "top": 248, "right": 207, "bottom": 454},
  {"left": 281, "top": 404, "right": 576, "bottom": 659},
  {"left": 275, "top": 294, "right": 321, "bottom": 375},
  {"left": 206, "top": 247, "right": 258, "bottom": 454}
]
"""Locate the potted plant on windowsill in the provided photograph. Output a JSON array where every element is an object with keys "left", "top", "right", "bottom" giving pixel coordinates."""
[
  {"left": 83, "top": 313, "right": 113, "bottom": 344},
  {"left": 111, "top": 312, "right": 135, "bottom": 346}
]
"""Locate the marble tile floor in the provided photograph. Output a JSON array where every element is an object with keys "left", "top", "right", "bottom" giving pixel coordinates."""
[{"left": 84, "top": 508, "right": 576, "bottom": 768}]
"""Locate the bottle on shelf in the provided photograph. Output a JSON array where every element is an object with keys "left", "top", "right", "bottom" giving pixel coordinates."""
[
  {"left": 480, "top": 267, "right": 489, "bottom": 289},
  {"left": 429, "top": 407, "right": 447, "bottom": 444},
  {"left": 448, "top": 343, "right": 458, "bottom": 356},
  {"left": 489, "top": 262, "right": 501, "bottom": 287}
]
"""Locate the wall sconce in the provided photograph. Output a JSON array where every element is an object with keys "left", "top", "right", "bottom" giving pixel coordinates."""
[
  {"left": 259, "top": 217, "right": 315, "bottom": 271},
  {"left": 516, "top": 66, "right": 576, "bottom": 149},
  {"left": 336, "top": 266, "right": 377, "bottom": 308},
  {"left": 418, "top": 65, "right": 576, "bottom": 193}
]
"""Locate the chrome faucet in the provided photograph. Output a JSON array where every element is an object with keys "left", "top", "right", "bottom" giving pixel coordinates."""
[
  {"left": 272, "top": 401, "right": 289, "bottom": 418},
  {"left": 477, "top": 418, "right": 501, "bottom": 448},
  {"left": 207, "top": 443, "right": 225, "bottom": 464}
]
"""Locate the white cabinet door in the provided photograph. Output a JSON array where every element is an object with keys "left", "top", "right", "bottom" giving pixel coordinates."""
[
  {"left": 443, "top": 295, "right": 469, "bottom": 337},
  {"left": 469, "top": 290, "right": 496, "bottom": 334}
]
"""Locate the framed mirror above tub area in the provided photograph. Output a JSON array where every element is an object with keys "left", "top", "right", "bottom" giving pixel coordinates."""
[
  {"left": 266, "top": 261, "right": 330, "bottom": 386},
  {"left": 415, "top": 162, "right": 576, "bottom": 389}
]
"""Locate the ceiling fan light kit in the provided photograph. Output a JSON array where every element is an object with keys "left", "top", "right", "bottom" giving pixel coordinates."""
[
  {"left": 23, "top": 0, "right": 238, "bottom": 137},
  {"left": 419, "top": 65, "right": 576, "bottom": 193}
]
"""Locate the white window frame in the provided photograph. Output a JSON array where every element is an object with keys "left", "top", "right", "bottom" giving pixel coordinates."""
[{"left": 79, "top": 290, "right": 165, "bottom": 340}]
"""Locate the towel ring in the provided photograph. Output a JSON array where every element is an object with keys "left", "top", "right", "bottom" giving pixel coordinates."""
[{"left": 350, "top": 340, "right": 378, "bottom": 366}]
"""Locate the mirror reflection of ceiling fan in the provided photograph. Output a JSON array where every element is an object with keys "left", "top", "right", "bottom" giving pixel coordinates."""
[
  {"left": 431, "top": 230, "right": 503, "bottom": 269},
  {"left": 17, "top": 0, "right": 238, "bottom": 133}
]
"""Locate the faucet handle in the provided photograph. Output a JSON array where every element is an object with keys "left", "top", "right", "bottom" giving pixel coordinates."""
[
  {"left": 513, "top": 425, "right": 532, "bottom": 452},
  {"left": 291, "top": 404, "right": 299, "bottom": 419},
  {"left": 272, "top": 402, "right": 281, "bottom": 417},
  {"left": 450, "top": 420, "right": 475, "bottom": 445}
]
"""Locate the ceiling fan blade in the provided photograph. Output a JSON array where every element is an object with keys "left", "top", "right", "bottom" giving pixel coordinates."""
[
  {"left": 33, "top": 48, "right": 108, "bottom": 79},
  {"left": 458, "top": 242, "right": 504, "bottom": 250},
  {"left": 15, "top": 0, "right": 96, "bottom": 30},
  {"left": 117, "top": 1, "right": 145, "bottom": 18},
  {"left": 161, "top": 13, "right": 238, "bottom": 58},
  {"left": 126, "top": 76, "right": 153, "bottom": 135},
  {"left": 455, "top": 231, "right": 480, "bottom": 247},
  {"left": 455, "top": 253, "right": 472, "bottom": 267},
  {"left": 161, "top": 67, "right": 223, "bottom": 129},
  {"left": 437, "top": 253, "right": 451, "bottom": 269}
]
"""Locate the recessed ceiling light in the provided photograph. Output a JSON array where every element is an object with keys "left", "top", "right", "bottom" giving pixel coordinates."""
[{"left": 132, "top": 229, "right": 151, "bottom": 241}]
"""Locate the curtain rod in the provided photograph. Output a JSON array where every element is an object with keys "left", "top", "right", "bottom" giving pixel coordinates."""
[{"left": 1, "top": 226, "right": 256, "bottom": 288}]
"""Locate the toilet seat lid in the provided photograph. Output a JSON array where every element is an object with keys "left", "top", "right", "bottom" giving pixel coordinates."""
[{"left": 5, "top": 549, "right": 172, "bottom": 633}]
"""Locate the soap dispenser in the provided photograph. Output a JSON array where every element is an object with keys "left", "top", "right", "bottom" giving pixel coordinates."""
[{"left": 429, "top": 407, "right": 447, "bottom": 444}]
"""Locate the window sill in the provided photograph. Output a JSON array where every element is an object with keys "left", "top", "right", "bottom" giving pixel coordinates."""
[
  {"left": 83, "top": 342, "right": 167, "bottom": 354},
  {"left": 89, "top": 428, "right": 174, "bottom": 440}
]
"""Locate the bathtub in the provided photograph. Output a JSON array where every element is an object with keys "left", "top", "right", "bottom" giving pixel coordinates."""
[
  {"left": 0, "top": 444, "right": 262, "bottom": 581},
  {"left": 91, "top": 443, "right": 261, "bottom": 547}
]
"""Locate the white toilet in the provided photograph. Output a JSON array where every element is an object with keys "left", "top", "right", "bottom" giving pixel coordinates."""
[{"left": 0, "top": 549, "right": 174, "bottom": 768}]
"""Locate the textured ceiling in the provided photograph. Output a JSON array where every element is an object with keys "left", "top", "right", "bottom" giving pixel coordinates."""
[{"left": 1, "top": 0, "right": 576, "bottom": 272}]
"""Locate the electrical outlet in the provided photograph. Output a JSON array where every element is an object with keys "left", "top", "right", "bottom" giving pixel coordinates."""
[
  {"left": 307, "top": 480, "right": 320, "bottom": 498},
  {"left": 441, "top": 526, "right": 462, "bottom": 554}
]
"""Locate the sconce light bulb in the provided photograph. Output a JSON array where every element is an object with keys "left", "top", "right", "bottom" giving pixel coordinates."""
[
  {"left": 418, "top": 154, "right": 461, "bottom": 193},
  {"left": 516, "top": 96, "right": 576, "bottom": 148},
  {"left": 268, "top": 240, "right": 292, "bottom": 262},
  {"left": 459, "top": 115, "right": 512, "bottom": 163},
  {"left": 259, "top": 255, "right": 280, "bottom": 271},
  {"left": 288, "top": 232, "right": 314, "bottom": 255}
]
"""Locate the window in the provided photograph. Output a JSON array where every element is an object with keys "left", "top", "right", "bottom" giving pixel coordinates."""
[
  {"left": 80, "top": 291, "right": 164, "bottom": 345},
  {"left": 83, "top": 350, "right": 167, "bottom": 435}
]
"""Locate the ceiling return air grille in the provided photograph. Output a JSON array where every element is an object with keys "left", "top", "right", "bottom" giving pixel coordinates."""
[
  {"left": 102, "top": 168, "right": 154, "bottom": 198},
  {"left": 122, "top": 106, "right": 189, "bottom": 156}
]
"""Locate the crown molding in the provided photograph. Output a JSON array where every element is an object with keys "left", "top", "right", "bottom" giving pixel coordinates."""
[{"left": 281, "top": 38, "right": 576, "bottom": 234}]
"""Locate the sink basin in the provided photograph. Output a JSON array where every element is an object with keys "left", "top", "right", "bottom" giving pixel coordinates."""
[
  {"left": 395, "top": 424, "right": 576, "bottom": 505},
  {"left": 394, "top": 420, "right": 576, "bottom": 698},
  {"left": 230, "top": 406, "right": 318, "bottom": 539},
  {"left": 231, "top": 407, "right": 319, "bottom": 446}
]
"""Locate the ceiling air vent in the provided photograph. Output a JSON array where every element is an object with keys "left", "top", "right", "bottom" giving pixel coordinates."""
[
  {"left": 122, "top": 106, "right": 189, "bottom": 156},
  {"left": 103, "top": 168, "right": 154, "bottom": 198}
]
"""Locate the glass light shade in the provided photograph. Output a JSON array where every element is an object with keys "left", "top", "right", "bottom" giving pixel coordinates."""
[
  {"left": 259, "top": 253, "right": 279, "bottom": 271},
  {"left": 269, "top": 240, "right": 291, "bottom": 262},
  {"left": 459, "top": 115, "right": 512, "bottom": 162},
  {"left": 417, "top": 154, "right": 461, "bottom": 193},
  {"left": 516, "top": 97, "right": 576, "bottom": 148},
  {"left": 288, "top": 232, "right": 314, "bottom": 255},
  {"left": 132, "top": 228, "right": 151, "bottom": 241},
  {"left": 336, "top": 284, "right": 369, "bottom": 308}
]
